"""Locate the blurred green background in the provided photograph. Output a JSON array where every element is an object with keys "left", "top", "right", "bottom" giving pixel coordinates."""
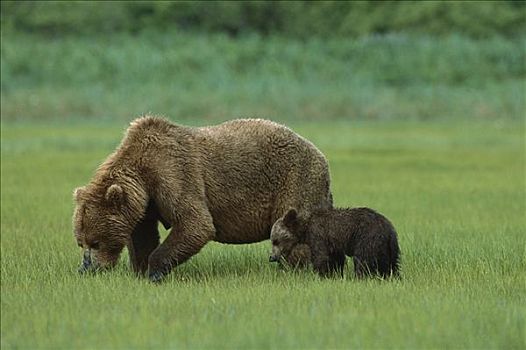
[{"left": 1, "top": 0, "right": 525, "bottom": 123}]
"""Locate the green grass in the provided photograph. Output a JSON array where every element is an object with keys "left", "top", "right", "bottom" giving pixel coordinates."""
[{"left": 1, "top": 119, "right": 525, "bottom": 349}]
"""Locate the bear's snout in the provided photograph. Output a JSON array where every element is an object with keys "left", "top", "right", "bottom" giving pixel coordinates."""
[
  {"left": 269, "top": 255, "right": 279, "bottom": 262},
  {"left": 78, "top": 249, "right": 95, "bottom": 274}
]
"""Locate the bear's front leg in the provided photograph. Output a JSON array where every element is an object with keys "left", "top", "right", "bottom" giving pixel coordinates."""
[
  {"left": 147, "top": 207, "right": 215, "bottom": 283},
  {"left": 128, "top": 213, "right": 160, "bottom": 276},
  {"left": 311, "top": 243, "right": 333, "bottom": 278},
  {"left": 282, "top": 244, "right": 312, "bottom": 269}
]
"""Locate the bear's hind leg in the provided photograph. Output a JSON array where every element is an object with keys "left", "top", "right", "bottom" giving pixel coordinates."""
[
  {"left": 375, "top": 251, "right": 393, "bottom": 278},
  {"left": 353, "top": 256, "right": 377, "bottom": 278},
  {"left": 329, "top": 252, "right": 346, "bottom": 278}
]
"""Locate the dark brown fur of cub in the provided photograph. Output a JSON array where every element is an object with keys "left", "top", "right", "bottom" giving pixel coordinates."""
[{"left": 270, "top": 207, "right": 400, "bottom": 278}]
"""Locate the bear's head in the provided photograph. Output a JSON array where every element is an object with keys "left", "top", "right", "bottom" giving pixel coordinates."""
[
  {"left": 269, "top": 208, "right": 305, "bottom": 264},
  {"left": 73, "top": 183, "right": 139, "bottom": 272}
]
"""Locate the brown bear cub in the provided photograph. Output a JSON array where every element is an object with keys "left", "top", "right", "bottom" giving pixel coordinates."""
[{"left": 269, "top": 207, "right": 400, "bottom": 278}]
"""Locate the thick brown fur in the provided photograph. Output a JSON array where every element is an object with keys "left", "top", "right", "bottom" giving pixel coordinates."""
[
  {"left": 270, "top": 207, "right": 400, "bottom": 278},
  {"left": 73, "top": 116, "right": 332, "bottom": 281},
  {"left": 280, "top": 244, "right": 311, "bottom": 269}
]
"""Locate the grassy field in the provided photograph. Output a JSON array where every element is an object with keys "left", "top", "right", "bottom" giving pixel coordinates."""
[{"left": 1, "top": 118, "right": 524, "bottom": 349}]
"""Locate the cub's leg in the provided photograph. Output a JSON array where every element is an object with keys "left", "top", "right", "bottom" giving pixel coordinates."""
[
  {"left": 283, "top": 243, "right": 311, "bottom": 269},
  {"left": 353, "top": 255, "right": 379, "bottom": 278},
  {"left": 328, "top": 252, "right": 346, "bottom": 278},
  {"left": 311, "top": 243, "right": 334, "bottom": 278}
]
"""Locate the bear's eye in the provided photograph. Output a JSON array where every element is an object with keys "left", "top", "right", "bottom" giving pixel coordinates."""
[
  {"left": 272, "top": 239, "right": 279, "bottom": 246},
  {"left": 90, "top": 241, "right": 100, "bottom": 250}
]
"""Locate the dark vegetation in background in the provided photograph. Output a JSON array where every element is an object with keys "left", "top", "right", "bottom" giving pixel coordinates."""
[
  {"left": 1, "top": 1, "right": 525, "bottom": 122},
  {"left": 2, "top": 1, "right": 525, "bottom": 38}
]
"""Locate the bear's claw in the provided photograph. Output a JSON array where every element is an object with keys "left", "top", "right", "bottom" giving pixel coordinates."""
[{"left": 148, "top": 270, "right": 165, "bottom": 283}]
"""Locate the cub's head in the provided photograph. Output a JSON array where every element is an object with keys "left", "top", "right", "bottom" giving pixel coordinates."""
[
  {"left": 269, "top": 208, "right": 304, "bottom": 264},
  {"left": 73, "top": 184, "right": 134, "bottom": 273}
]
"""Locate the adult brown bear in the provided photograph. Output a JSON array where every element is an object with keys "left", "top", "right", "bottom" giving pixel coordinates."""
[{"left": 73, "top": 116, "right": 332, "bottom": 282}]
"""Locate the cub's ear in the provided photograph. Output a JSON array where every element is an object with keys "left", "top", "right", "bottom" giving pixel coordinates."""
[
  {"left": 283, "top": 208, "right": 298, "bottom": 227},
  {"left": 105, "top": 184, "right": 124, "bottom": 206},
  {"left": 73, "top": 186, "right": 86, "bottom": 201}
]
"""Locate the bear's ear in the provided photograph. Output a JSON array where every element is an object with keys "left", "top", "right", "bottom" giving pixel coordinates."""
[
  {"left": 105, "top": 184, "right": 124, "bottom": 206},
  {"left": 283, "top": 208, "right": 298, "bottom": 228},
  {"left": 73, "top": 186, "right": 86, "bottom": 201}
]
